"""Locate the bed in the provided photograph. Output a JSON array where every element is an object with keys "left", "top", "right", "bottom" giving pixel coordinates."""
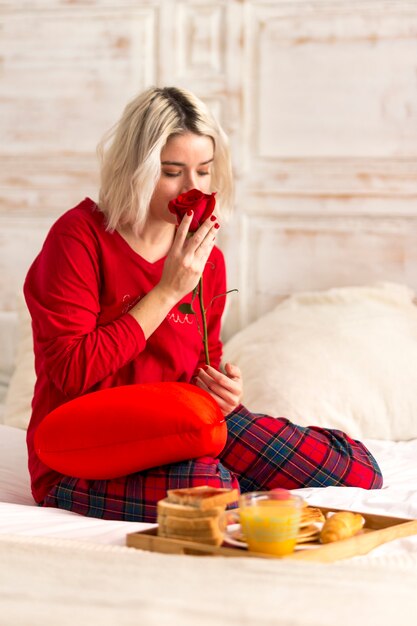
[{"left": 1, "top": 233, "right": 417, "bottom": 626}]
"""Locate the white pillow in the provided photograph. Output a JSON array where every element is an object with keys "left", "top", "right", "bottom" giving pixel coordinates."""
[
  {"left": 223, "top": 283, "right": 417, "bottom": 441},
  {"left": 0, "top": 424, "right": 34, "bottom": 504},
  {"left": 3, "top": 300, "right": 35, "bottom": 430}
]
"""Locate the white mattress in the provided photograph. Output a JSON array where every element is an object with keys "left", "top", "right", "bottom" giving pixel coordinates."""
[{"left": 1, "top": 424, "right": 417, "bottom": 557}]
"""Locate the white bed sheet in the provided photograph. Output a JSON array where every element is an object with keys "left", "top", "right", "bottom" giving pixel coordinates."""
[
  {"left": 2, "top": 532, "right": 417, "bottom": 626},
  {"left": 0, "top": 425, "right": 416, "bottom": 559},
  {"left": 0, "top": 502, "right": 154, "bottom": 544}
]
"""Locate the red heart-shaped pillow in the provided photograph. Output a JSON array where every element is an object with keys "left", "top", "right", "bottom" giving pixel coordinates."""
[{"left": 34, "top": 382, "right": 226, "bottom": 479}]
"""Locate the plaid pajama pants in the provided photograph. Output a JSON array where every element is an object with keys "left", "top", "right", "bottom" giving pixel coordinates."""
[{"left": 41, "top": 404, "right": 383, "bottom": 523}]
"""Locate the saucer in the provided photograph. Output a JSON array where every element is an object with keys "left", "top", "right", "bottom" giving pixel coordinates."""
[
  {"left": 223, "top": 524, "right": 247, "bottom": 549},
  {"left": 222, "top": 524, "right": 320, "bottom": 551}
]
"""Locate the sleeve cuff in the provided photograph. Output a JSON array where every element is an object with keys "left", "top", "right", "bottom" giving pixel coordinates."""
[{"left": 122, "top": 312, "right": 147, "bottom": 354}]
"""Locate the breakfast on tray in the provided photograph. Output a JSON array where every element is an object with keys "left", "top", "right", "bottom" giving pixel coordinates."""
[
  {"left": 156, "top": 486, "right": 366, "bottom": 551},
  {"left": 157, "top": 485, "right": 239, "bottom": 546},
  {"left": 127, "top": 485, "right": 417, "bottom": 562},
  {"left": 165, "top": 485, "right": 239, "bottom": 510},
  {"left": 296, "top": 506, "right": 325, "bottom": 544},
  {"left": 319, "top": 511, "right": 365, "bottom": 544}
]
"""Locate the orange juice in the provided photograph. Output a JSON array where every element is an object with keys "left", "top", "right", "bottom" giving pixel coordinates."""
[{"left": 240, "top": 499, "right": 302, "bottom": 556}]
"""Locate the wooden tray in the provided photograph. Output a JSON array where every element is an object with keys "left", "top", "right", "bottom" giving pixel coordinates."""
[{"left": 126, "top": 506, "right": 417, "bottom": 563}]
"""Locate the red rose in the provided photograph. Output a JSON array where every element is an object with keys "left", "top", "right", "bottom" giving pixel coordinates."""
[
  {"left": 167, "top": 188, "right": 220, "bottom": 367},
  {"left": 168, "top": 189, "right": 216, "bottom": 232}
]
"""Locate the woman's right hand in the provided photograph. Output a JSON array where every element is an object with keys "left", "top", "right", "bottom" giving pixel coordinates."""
[
  {"left": 158, "top": 211, "right": 219, "bottom": 302},
  {"left": 128, "top": 211, "right": 218, "bottom": 339}
]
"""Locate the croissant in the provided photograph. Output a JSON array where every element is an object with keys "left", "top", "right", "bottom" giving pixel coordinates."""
[{"left": 320, "top": 511, "right": 365, "bottom": 544}]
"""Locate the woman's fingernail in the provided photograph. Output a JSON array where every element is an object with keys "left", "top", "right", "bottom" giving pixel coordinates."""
[
  {"left": 214, "top": 223, "right": 220, "bottom": 229},
  {"left": 187, "top": 209, "right": 193, "bottom": 216},
  {"left": 210, "top": 215, "right": 216, "bottom": 221}
]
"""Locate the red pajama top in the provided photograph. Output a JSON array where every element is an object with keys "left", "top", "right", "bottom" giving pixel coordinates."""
[{"left": 24, "top": 198, "right": 227, "bottom": 502}]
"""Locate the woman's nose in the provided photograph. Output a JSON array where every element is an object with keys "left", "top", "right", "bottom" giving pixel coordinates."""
[{"left": 181, "top": 172, "right": 198, "bottom": 192}]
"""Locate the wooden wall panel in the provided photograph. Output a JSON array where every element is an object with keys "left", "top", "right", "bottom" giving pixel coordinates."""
[
  {"left": 0, "top": 8, "right": 156, "bottom": 154},
  {"left": 176, "top": 2, "right": 228, "bottom": 78},
  {"left": 241, "top": 0, "right": 417, "bottom": 202},
  {"left": 251, "top": 3, "right": 417, "bottom": 159},
  {"left": 238, "top": 214, "right": 417, "bottom": 327},
  {"left": 158, "top": 0, "right": 242, "bottom": 145},
  {"left": 222, "top": 0, "right": 417, "bottom": 338},
  {"left": 0, "top": 1, "right": 158, "bottom": 216}
]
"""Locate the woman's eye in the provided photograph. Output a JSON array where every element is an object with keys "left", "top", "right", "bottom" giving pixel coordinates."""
[
  {"left": 162, "top": 169, "right": 210, "bottom": 178},
  {"left": 163, "top": 171, "right": 181, "bottom": 178}
]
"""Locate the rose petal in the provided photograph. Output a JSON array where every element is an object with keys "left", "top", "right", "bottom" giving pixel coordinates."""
[{"left": 168, "top": 189, "right": 216, "bottom": 232}]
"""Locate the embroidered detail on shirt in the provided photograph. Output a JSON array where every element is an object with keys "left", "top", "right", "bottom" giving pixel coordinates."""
[
  {"left": 122, "top": 294, "right": 141, "bottom": 314},
  {"left": 166, "top": 312, "right": 194, "bottom": 325}
]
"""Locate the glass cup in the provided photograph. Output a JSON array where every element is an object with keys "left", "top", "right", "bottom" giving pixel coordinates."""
[{"left": 221, "top": 490, "right": 303, "bottom": 556}]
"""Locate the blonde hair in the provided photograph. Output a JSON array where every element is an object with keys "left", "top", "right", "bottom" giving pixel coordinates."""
[{"left": 97, "top": 86, "right": 234, "bottom": 233}]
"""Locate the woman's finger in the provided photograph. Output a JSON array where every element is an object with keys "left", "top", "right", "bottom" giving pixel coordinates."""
[
  {"left": 199, "top": 366, "right": 240, "bottom": 393},
  {"left": 171, "top": 210, "right": 194, "bottom": 250},
  {"left": 186, "top": 219, "right": 219, "bottom": 254},
  {"left": 224, "top": 362, "right": 242, "bottom": 381},
  {"left": 196, "top": 369, "right": 241, "bottom": 408},
  {"left": 194, "top": 378, "right": 230, "bottom": 414},
  {"left": 193, "top": 233, "right": 217, "bottom": 266}
]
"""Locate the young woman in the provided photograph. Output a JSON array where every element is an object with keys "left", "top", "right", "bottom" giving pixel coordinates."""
[{"left": 24, "top": 86, "right": 382, "bottom": 522}]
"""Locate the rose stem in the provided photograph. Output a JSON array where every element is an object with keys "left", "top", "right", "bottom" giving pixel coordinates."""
[{"left": 198, "top": 276, "right": 210, "bottom": 366}]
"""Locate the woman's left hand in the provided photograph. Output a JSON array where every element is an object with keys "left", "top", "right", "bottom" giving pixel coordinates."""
[{"left": 194, "top": 362, "right": 243, "bottom": 416}]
